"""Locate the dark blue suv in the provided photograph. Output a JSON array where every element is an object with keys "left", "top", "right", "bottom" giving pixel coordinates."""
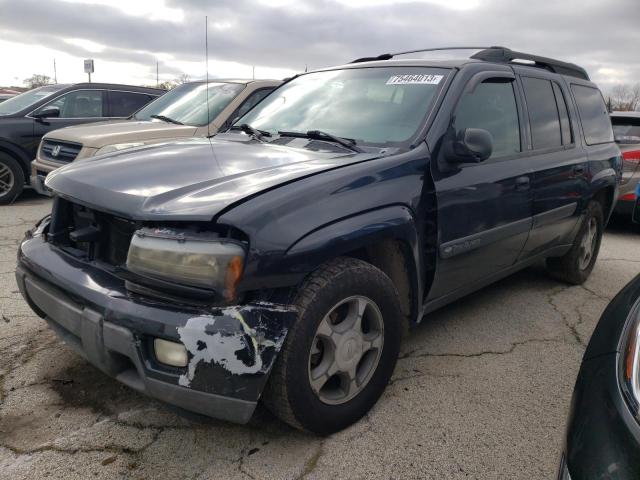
[{"left": 16, "top": 47, "right": 621, "bottom": 434}]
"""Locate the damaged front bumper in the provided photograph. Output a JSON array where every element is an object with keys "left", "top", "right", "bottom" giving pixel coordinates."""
[{"left": 16, "top": 233, "right": 296, "bottom": 424}]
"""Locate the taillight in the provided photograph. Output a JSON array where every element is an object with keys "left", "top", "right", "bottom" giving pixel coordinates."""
[
  {"left": 620, "top": 192, "right": 636, "bottom": 201},
  {"left": 623, "top": 150, "right": 640, "bottom": 164}
]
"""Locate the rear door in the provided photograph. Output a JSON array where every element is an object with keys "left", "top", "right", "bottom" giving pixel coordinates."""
[
  {"left": 516, "top": 71, "right": 587, "bottom": 259},
  {"left": 428, "top": 70, "right": 533, "bottom": 300}
]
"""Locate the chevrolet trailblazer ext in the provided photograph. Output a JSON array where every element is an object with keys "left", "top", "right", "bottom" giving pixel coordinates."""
[{"left": 16, "top": 47, "right": 621, "bottom": 434}]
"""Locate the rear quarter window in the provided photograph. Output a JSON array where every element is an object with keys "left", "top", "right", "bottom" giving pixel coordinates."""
[{"left": 571, "top": 85, "right": 614, "bottom": 145}]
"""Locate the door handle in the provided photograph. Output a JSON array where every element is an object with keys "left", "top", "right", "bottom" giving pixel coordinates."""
[
  {"left": 515, "top": 176, "right": 530, "bottom": 190},
  {"left": 573, "top": 165, "right": 585, "bottom": 174}
]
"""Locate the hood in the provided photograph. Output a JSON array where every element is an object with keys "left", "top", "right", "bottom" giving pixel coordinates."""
[
  {"left": 44, "top": 120, "right": 200, "bottom": 147},
  {"left": 46, "top": 136, "right": 379, "bottom": 221}
]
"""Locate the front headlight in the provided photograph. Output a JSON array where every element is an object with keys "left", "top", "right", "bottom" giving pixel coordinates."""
[
  {"left": 95, "top": 142, "right": 146, "bottom": 156},
  {"left": 620, "top": 299, "right": 640, "bottom": 416},
  {"left": 126, "top": 227, "right": 245, "bottom": 301}
]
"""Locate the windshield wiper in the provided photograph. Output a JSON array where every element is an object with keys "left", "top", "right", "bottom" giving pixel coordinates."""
[
  {"left": 278, "top": 130, "right": 363, "bottom": 153},
  {"left": 150, "top": 114, "right": 183, "bottom": 125},
  {"left": 230, "top": 123, "right": 272, "bottom": 141}
]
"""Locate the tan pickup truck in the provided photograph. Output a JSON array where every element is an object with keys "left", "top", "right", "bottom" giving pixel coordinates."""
[{"left": 31, "top": 78, "right": 281, "bottom": 194}]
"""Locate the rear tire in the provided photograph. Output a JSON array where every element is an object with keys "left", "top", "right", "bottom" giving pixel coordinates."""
[
  {"left": 262, "top": 257, "right": 402, "bottom": 435},
  {"left": 546, "top": 201, "right": 603, "bottom": 284},
  {"left": 0, "top": 153, "right": 24, "bottom": 205}
]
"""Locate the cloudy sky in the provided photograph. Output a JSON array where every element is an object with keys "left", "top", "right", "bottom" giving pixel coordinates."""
[{"left": 0, "top": 0, "right": 637, "bottom": 92}]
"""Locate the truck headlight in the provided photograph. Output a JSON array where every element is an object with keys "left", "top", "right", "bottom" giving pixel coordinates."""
[
  {"left": 126, "top": 227, "right": 245, "bottom": 301},
  {"left": 95, "top": 142, "right": 146, "bottom": 156},
  {"left": 620, "top": 298, "right": 640, "bottom": 417}
]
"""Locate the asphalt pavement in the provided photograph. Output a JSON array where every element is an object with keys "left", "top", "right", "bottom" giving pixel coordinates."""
[{"left": 1, "top": 191, "right": 639, "bottom": 479}]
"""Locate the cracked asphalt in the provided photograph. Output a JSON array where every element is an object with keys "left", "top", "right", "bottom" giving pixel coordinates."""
[{"left": 2, "top": 191, "right": 640, "bottom": 479}]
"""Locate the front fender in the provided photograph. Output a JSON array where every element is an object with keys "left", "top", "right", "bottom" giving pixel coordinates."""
[{"left": 285, "top": 205, "right": 420, "bottom": 273}]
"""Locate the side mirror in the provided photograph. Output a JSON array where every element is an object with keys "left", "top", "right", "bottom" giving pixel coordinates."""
[
  {"left": 445, "top": 128, "right": 493, "bottom": 164},
  {"left": 633, "top": 185, "right": 640, "bottom": 223},
  {"left": 33, "top": 106, "right": 60, "bottom": 120}
]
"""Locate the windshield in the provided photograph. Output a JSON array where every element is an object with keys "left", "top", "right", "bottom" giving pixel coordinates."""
[
  {"left": 612, "top": 116, "right": 640, "bottom": 144},
  {"left": 134, "top": 82, "right": 245, "bottom": 126},
  {"left": 238, "top": 67, "right": 448, "bottom": 146},
  {"left": 0, "top": 85, "right": 67, "bottom": 116}
]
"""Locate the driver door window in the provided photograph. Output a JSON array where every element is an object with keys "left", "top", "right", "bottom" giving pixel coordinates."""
[
  {"left": 453, "top": 81, "right": 521, "bottom": 159},
  {"left": 45, "top": 90, "right": 104, "bottom": 118}
]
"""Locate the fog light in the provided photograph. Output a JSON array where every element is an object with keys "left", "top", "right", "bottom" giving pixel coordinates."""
[{"left": 154, "top": 338, "right": 188, "bottom": 367}]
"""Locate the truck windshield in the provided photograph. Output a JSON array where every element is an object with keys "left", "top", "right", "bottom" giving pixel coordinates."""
[
  {"left": 0, "top": 85, "right": 67, "bottom": 116},
  {"left": 134, "top": 82, "right": 245, "bottom": 127},
  {"left": 238, "top": 67, "right": 449, "bottom": 147}
]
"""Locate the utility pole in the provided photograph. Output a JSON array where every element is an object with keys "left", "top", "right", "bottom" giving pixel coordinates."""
[
  {"left": 53, "top": 59, "right": 57, "bottom": 83},
  {"left": 252, "top": 66, "right": 255, "bottom": 80},
  {"left": 156, "top": 61, "right": 159, "bottom": 88}
]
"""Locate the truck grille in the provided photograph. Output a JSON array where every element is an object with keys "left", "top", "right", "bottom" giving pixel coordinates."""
[
  {"left": 41, "top": 139, "right": 83, "bottom": 163},
  {"left": 48, "top": 198, "right": 137, "bottom": 266}
]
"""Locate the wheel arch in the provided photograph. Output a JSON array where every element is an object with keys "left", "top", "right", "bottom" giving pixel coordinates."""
[
  {"left": 592, "top": 184, "right": 616, "bottom": 222},
  {"left": 0, "top": 140, "right": 31, "bottom": 181},
  {"left": 285, "top": 205, "right": 422, "bottom": 325}
]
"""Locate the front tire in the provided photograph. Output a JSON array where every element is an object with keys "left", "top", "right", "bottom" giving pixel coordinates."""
[
  {"left": 546, "top": 201, "right": 604, "bottom": 284},
  {"left": 0, "top": 153, "right": 24, "bottom": 205},
  {"left": 263, "top": 257, "right": 403, "bottom": 434}
]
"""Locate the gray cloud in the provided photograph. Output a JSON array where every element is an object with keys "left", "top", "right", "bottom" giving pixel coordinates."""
[{"left": 0, "top": 0, "right": 638, "bottom": 89}]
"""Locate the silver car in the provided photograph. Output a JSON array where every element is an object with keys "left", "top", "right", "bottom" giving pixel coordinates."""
[{"left": 611, "top": 111, "right": 640, "bottom": 218}]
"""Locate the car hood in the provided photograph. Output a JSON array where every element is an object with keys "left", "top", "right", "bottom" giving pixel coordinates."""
[
  {"left": 45, "top": 120, "right": 200, "bottom": 148},
  {"left": 46, "top": 137, "right": 379, "bottom": 221}
]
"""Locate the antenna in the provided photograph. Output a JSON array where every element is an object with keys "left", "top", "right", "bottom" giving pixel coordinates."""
[{"left": 205, "top": 16, "right": 211, "bottom": 137}]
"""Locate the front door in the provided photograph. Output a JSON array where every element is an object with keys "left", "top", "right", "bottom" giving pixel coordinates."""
[
  {"left": 428, "top": 73, "right": 533, "bottom": 301},
  {"left": 31, "top": 89, "right": 106, "bottom": 157}
]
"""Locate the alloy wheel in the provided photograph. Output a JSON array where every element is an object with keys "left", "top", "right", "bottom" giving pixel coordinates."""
[
  {"left": 0, "top": 163, "right": 14, "bottom": 198},
  {"left": 578, "top": 217, "right": 598, "bottom": 270},
  {"left": 308, "top": 295, "right": 384, "bottom": 405}
]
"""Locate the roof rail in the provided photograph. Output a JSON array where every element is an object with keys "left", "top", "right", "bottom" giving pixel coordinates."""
[
  {"left": 470, "top": 47, "right": 589, "bottom": 80},
  {"left": 350, "top": 46, "right": 502, "bottom": 64},
  {"left": 350, "top": 46, "right": 589, "bottom": 81}
]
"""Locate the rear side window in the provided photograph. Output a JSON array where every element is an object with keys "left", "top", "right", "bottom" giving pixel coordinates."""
[
  {"left": 571, "top": 85, "right": 614, "bottom": 145},
  {"left": 611, "top": 116, "right": 640, "bottom": 144},
  {"left": 521, "top": 77, "right": 562, "bottom": 149},
  {"left": 109, "top": 91, "right": 154, "bottom": 117},
  {"left": 453, "top": 80, "right": 521, "bottom": 159}
]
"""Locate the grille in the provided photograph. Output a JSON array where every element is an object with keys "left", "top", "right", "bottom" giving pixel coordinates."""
[
  {"left": 49, "top": 198, "right": 137, "bottom": 266},
  {"left": 41, "top": 139, "right": 83, "bottom": 163}
]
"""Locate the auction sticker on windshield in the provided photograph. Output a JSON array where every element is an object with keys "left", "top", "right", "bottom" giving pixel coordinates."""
[{"left": 386, "top": 74, "right": 444, "bottom": 85}]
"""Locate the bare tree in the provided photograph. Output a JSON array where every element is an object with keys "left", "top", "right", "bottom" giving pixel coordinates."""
[
  {"left": 608, "top": 83, "right": 640, "bottom": 111},
  {"left": 175, "top": 74, "right": 191, "bottom": 84},
  {"left": 23, "top": 74, "right": 51, "bottom": 89}
]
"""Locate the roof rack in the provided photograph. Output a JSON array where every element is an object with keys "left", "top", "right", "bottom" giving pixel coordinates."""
[
  {"left": 350, "top": 46, "right": 590, "bottom": 81},
  {"left": 350, "top": 46, "right": 500, "bottom": 64},
  {"left": 470, "top": 47, "right": 589, "bottom": 80}
]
